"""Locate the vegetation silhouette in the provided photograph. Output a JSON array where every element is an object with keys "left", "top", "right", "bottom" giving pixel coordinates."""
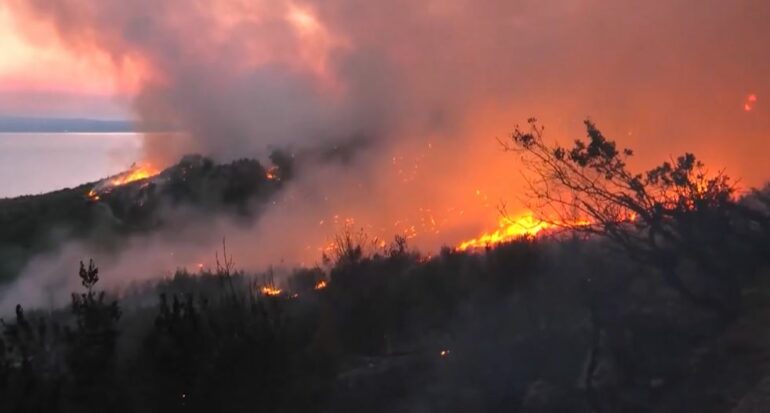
[
  {"left": 1, "top": 120, "right": 770, "bottom": 411},
  {"left": 0, "top": 152, "right": 292, "bottom": 283},
  {"left": 507, "top": 118, "right": 770, "bottom": 318}
]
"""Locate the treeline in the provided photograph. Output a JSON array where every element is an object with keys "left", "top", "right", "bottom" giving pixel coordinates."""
[
  {"left": 0, "top": 237, "right": 595, "bottom": 412},
  {"left": 2, "top": 210, "right": 770, "bottom": 412},
  {"left": 3, "top": 122, "right": 770, "bottom": 411}
]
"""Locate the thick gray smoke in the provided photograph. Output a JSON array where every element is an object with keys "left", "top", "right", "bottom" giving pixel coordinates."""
[
  {"left": 7, "top": 0, "right": 770, "bottom": 171},
  {"left": 3, "top": 0, "right": 770, "bottom": 311}
]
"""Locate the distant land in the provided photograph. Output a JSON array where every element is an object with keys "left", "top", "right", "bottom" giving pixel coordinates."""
[{"left": 0, "top": 116, "right": 169, "bottom": 133}]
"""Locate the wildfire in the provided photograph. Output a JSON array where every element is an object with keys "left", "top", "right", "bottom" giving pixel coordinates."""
[
  {"left": 455, "top": 212, "right": 599, "bottom": 251},
  {"left": 314, "top": 280, "right": 328, "bottom": 290},
  {"left": 87, "top": 163, "right": 160, "bottom": 201},
  {"left": 266, "top": 166, "right": 279, "bottom": 180},
  {"left": 260, "top": 285, "right": 283, "bottom": 296},
  {"left": 108, "top": 164, "right": 159, "bottom": 186},
  {"left": 456, "top": 212, "right": 555, "bottom": 251}
]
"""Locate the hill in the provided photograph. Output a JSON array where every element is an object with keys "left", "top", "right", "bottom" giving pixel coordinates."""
[{"left": 0, "top": 153, "right": 292, "bottom": 283}]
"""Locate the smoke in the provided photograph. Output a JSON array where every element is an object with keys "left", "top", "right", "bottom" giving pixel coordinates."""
[
  {"left": 3, "top": 0, "right": 770, "bottom": 310},
  {"left": 6, "top": 0, "right": 767, "bottom": 166}
]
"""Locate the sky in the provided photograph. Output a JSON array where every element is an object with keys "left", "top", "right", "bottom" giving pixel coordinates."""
[
  {"left": 2, "top": 1, "right": 766, "bottom": 162},
  {"left": 0, "top": 3, "right": 129, "bottom": 118}
]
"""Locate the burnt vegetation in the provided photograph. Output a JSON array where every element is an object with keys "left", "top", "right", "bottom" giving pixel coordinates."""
[{"left": 2, "top": 121, "right": 770, "bottom": 412}]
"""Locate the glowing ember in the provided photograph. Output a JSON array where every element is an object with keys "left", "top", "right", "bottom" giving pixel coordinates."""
[
  {"left": 260, "top": 285, "right": 282, "bottom": 296},
  {"left": 314, "top": 280, "right": 328, "bottom": 290},
  {"left": 456, "top": 212, "right": 554, "bottom": 251},
  {"left": 745, "top": 93, "right": 758, "bottom": 111},
  {"left": 440, "top": 350, "right": 450, "bottom": 357},
  {"left": 266, "top": 166, "right": 279, "bottom": 180}
]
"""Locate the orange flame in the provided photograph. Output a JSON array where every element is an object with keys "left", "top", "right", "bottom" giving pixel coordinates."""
[
  {"left": 456, "top": 212, "right": 555, "bottom": 251},
  {"left": 106, "top": 163, "right": 159, "bottom": 186},
  {"left": 314, "top": 280, "right": 327, "bottom": 290},
  {"left": 87, "top": 163, "right": 160, "bottom": 200},
  {"left": 266, "top": 166, "right": 279, "bottom": 180},
  {"left": 260, "top": 285, "right": 282, "bottom": 296},
  {"left": 456, "top": 212, "right": 596, "bottom": 251}
]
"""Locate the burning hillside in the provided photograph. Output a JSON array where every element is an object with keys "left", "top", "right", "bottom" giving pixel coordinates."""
[
  {"left": 3, "top": 0, "right": 770, "bottom": 410},
  {"left": 456, "top": 213, "right": 569, "bottom": 251},
  {"left": 4, "top": 0, "right": 770, "bottom": 250},
  {"left": 0, "top": 154, "right": 292, "bottom": 285},
  {"left": 1, "top": 0, "right": 767, "bottom": 281},
  {"left": 86, "top": 163, "right": 160, "bottom": 201}
]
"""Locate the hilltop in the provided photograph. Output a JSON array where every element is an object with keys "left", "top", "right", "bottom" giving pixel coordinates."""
[{"left": 0, "top": 153, "right": 292, "bottom": 283}]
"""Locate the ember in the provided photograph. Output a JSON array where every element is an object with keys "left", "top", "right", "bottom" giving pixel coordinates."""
[{"left": 745, "top": 93, "right": 758, "bottom": 112}]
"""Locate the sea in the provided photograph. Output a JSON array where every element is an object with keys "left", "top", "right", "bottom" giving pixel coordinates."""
[{"left": 0, "top": 132, "right": 144, "bottom": 198}]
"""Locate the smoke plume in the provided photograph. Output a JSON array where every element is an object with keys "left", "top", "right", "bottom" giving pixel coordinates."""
[{"left": 3, "top": 0, "right": 770, "bottom": 309}]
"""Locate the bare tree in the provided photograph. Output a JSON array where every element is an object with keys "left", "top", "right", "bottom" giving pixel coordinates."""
[
  {"left": 215, "top": 237, "right": 237, "bottom": 298},
  {"left": 506, "top": 118, "right": 742, "bottom": 317}
]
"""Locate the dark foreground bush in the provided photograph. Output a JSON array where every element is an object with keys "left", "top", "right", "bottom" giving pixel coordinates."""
[{"left": 1, "top": 180, "right": 770, "bottom": 411}]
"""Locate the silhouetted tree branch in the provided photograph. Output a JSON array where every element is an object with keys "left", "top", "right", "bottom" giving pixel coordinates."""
[{"left": 507, "top": 118, "right": 742, "bottom": 317}]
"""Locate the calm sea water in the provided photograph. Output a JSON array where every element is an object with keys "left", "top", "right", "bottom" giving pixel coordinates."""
[{"left": 0, "top": 133, "right": 144, "bottom": 198}]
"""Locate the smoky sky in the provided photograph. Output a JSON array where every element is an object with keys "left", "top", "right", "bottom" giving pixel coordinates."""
[
  {"left": 6, "top": 0, "right": 769, "bottom": 181},
  {"left": 2, "top": 0, "right": 770, "bottom": 312}
]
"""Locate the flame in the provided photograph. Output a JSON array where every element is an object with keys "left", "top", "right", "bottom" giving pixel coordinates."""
[
  {"left": 456, "top": 212, "right": 555, "bottom": 251},
  {"left": 260, "top": 285, "right": 282, "bottom": 296},
  {"left": 87, "top": 163, "right": 160, "bottom": 201},
  {"left": 314, "top": 280, "right": 327, "bottom": 290},
  {"left": 266, "top": 166, "right": 279, "bottom": 180},
  {"left": 455, "top": 212, "right": 597, "bottom": 251},
  {"left": 106, "top": 163, "right": 159, "bottom": 186}
]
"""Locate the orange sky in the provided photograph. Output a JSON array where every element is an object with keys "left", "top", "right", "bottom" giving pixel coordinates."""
[
  {"left": 0, "top": 0, "right": 768, "bottom": 271},
  {"left": 0, "top": 3, "right": 138, "bottom": 118},
  {"left": 0, "top": 5, "right": 114, "bottom": 94}
]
